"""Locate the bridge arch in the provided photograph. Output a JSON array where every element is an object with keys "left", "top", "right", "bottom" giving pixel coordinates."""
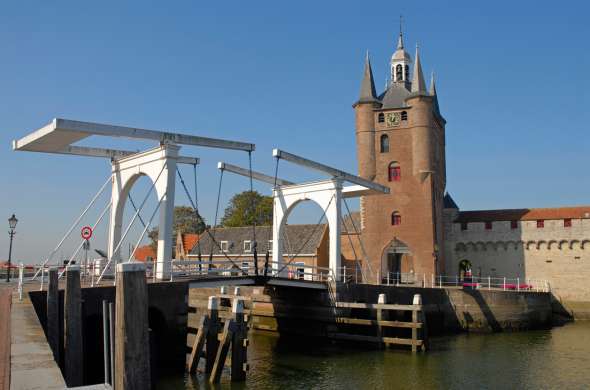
[
  {"left": 272, "top": 179, "right": 342, "bottom": 278},
  {"left": 108, "top": 145, "right": 179, "bottom": 279}
]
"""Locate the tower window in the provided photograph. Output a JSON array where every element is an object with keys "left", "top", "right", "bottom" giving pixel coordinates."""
[
  {"left": 405, "top": 65, "right": 409, "bottom": 81},
  {"left": 564, "top": 218, "right": 572, "bottom": 228},
  {"left": 396, "top": 64, "right": 403, "bottom": 81},
  {"left": 391, "top": 212, "right": 401, "bottom": 226},
  {"left": 380, "top": 134, "right": 389, "bottom": 153},
  {"left": 460, "top": 222, "right": 468, "bottom": 231},
  {"left": 485, "top": 221, "right": 492, "bottom": 230},
  {"left": 537, "top": 220, "right": 544, "bottom": 228},
  {"left": 388, "top": 162, "right": 401, "bottom": 182},
  {"left": 401, "top": 111, "right": 408, "bottom": 121},
  {"left": 378, "top": 113, "right": 385, "bottom": 123},
  {"left": 510, "top": 220, "right": 518, "bottom": 229}
]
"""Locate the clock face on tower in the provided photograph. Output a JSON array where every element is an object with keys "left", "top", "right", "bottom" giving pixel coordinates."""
[{"left": 385, "top": 112, "right": 401, "bottom": 127}]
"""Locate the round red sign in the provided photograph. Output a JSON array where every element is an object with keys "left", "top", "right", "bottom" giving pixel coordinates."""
[{"left": 81, "top": 226, "right": 93, "bottom": 240}]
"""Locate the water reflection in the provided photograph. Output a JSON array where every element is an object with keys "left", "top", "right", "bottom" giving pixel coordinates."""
[{"left": 158, "top": 322, "right": 590, "bottom": 389}]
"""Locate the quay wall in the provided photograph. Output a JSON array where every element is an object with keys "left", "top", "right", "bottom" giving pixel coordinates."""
[
  {"left": 188, "top": 283, "right": 553, "bottom": 339},
  {"left": 28, "top": 281, "right": 188, "bottom": 386}
]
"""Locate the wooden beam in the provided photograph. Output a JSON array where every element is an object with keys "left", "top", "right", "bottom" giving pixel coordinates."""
[
  {"left": 209, "top": 320, "right": 235, "bottom": 383},
  {"left": 273, "top": 148, "right": 389, "bottom": 194},
  {"left": 334, "top": 302, "right": 422, "bottom": 311},
  {"left": 188, "top": 316, "right": 209, "bottom": 374},
  {"left": 217, "top": 162, "right": 294, "bottom": 186},
  {"left": 327, "top": 332, "right": 423, "bottom": 346}
]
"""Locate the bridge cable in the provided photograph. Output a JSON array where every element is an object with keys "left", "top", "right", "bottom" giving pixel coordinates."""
[
  {"left": 247, "top": 151, "right": 259, "bottom": 276},
  {"left": 342, "top": 197, "right": 374, "bottom": 281},
  {"left": 176, "top": 167, "right": 244, "bottom": 271}
]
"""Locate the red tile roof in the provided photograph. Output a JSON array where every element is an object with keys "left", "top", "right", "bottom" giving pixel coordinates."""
[
  {"left": 134, "top": 245, "right": 156, "bottom": 262},
  {"left": 181, "top": 234, "right": 200, "bottom": 253},
  {"left": 455, "top": 206, "right": 590, "bottom": 223}
]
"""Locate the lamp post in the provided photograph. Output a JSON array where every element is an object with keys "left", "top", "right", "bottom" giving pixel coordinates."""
[{"left": 6, "top": 214, "right": 17, "bottom": 282}]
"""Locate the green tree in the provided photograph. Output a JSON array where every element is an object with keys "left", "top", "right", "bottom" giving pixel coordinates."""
[
  {"left": 148, "top": 206, "right": 207, "bottom": 250},
  {"left": 221, "top": 191, "right": 273, "bottom": 227}
]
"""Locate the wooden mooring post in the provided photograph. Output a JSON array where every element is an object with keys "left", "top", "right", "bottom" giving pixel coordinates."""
[
  {"left": 205, "top": 296, "right": 221, "bottom": 374},
  {"left": 230, "top": 298, "right": 248, "bottom": 381},
  {"left": 46, "top": 267, "right": 60, "bottom": 365},
  {"left": 64, "top": 264, "right": 83, "bottom": 387},
  {"left": 115, "top": 262, "right": 150, "bottom": 390}
]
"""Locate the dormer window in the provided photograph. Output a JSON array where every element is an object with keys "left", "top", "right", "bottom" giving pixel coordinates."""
[
  {"left": 220, "top": 241, "right": 229, "bottom": 252},
  {"left": 243, "top": 240, "right": 252, "bottom": 253}
]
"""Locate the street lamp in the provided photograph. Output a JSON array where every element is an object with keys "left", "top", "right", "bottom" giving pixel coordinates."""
[{"left": 6, "top": 214, "right": 17, "bottom": 282}]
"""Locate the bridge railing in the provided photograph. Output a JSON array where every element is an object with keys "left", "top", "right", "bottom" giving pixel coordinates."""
[{"left": 379, "top": 272, "right": 551, "bottom": 293}]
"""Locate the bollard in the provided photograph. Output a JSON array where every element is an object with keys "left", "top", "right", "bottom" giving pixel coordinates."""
[
  {"left": 377, "top": 293, "right": 387, "bottom": 346},
  {"left": 115, "top": 262, "right": 150, "bottom": 390},
  {"left": 65, "top": 265, "right": 83, "bottom": 387},
  {"left": 47, "top": 267, "right": 60, "bottom": 365},
  {"left": 18, "top": 264, "right": 24, "bottom": 301},
  {"left": 205, "top": 296, "right": 221, "bottom": 374},
  {"left": 231, "top": 298, "right": 248, "bottom": 381}
]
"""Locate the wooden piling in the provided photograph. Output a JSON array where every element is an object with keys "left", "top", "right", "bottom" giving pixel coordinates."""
[
  {"left": 210, "top": 319, "right": 235, "bottom": 384},
  {"left": 46, "top": 267, "right": 60, "bottom": 365},
  {"left": 64, "top": 265, "right": 83, "bottom": 387},
  {"left": 188, "top": 315, "right": 209, "bottom": 374},
  {"left": 115, "top": 262, "right": 150, "bottom": 390},
  {"left": 412, "top": 294, "right": 421, "bottom": 353},
  {"left": 376, "top": 293, "right": 386, "bottom": 346},
  {"left": 231, "top": 298, "right": 248, "bottom": 382},
  {"left": 205, "top": 296, "right": 220, "bottom": 374}
]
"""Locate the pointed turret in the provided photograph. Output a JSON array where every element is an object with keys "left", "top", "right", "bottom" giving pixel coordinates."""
[
  {"left": 429, "top": 71, "right": 437, "bottom": 95},
  {"left": 411, "top": 45, "right": 426, "bottom": 94},
  {"left": 357, "top": 51, "right": 378, "bottom": 104},
  {"left": 430, "top": 71, "right": 441, "bottom": 117}
]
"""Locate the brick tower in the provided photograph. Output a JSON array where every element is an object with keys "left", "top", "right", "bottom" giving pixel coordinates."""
[{"left": 353, "top": 30, "right": 446, "bottom": 284}]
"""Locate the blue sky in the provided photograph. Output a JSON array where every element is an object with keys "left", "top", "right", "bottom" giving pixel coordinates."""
[{"left": 1, "top": 1, "right": 588, "bottom": 263}]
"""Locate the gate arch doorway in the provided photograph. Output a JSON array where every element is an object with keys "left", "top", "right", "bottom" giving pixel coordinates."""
[
  {"left": 381, "top": 238, "right": 413, "bottom": 284},
  {"left": 458, "top": 259, "right": 472, "bottom": 281}
]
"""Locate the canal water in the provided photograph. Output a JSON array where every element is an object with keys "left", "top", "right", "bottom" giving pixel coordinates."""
[{"left": 158, "top": 321, "right": 590, "bottom": 389}]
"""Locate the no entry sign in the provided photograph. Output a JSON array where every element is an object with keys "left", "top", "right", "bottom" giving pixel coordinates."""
[{"left": 81, "top": 226, "right": 93, "bottom": 240}]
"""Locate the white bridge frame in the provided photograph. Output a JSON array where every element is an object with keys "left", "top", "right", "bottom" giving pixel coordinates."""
[
  {"left": 13, "top": 118, "right": 255, "bottom": 280},
  {"left": 219, "top": 149, "right": 389, "bottom": 281}
]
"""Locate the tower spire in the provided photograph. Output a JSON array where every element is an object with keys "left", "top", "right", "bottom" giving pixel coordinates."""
[
  {"left": 411, "top": 43, "right": 426, "bottom": 93},
  {"left": 397, "top": 15, "right": 404, "bottom": 50},
  {"left": 357, "top": 50, "right": 378, "bottom": 104},
  {"left": 430, "top": 70, "right": 441, "bottom": 115}
]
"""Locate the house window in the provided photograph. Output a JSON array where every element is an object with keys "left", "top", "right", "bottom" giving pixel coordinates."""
[
  {"left": 401, "top": 111, "right": 408, "bottom": 121},
  {"left": 391, "top": 212, "right": 401, "bottom": 226},
  {"left": 378, "top": 113, "right": 385, "bottom": 123},
  {"left": 220, "top": 241, "right": 229, "bottom": 252},
  {"left": 241, "top": 262, "right": 250, "bottom": 274},
  {"left": 388, "top": 162, "right": 401, "bottom": 182},
  {"left": 243, "top": 240, "right": 252, "bottom": 253},
  {"left": 293, "top": 262, "right": 305, "bottom": 280},
  {"left": 536, "top": 220, "right": 544, "bottom": 228},
  {"left": 485, "top": 221, "right": 492, "bottom": 230},
  {"left": 460, "top": 222, "right": 468, "bottom": 231},
  {"left": 380, "top": 134, "right": 389, "bottom": 153},
  {"left": 510, "top": 220, "right": 518, "bottom": 229},
  {"left": 564, "top": 218, "right": 572, "bottom": 228}
]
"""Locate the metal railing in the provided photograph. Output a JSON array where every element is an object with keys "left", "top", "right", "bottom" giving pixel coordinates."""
[{"left": 20, "top": 259, "right": 551, "bottom": 294}]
